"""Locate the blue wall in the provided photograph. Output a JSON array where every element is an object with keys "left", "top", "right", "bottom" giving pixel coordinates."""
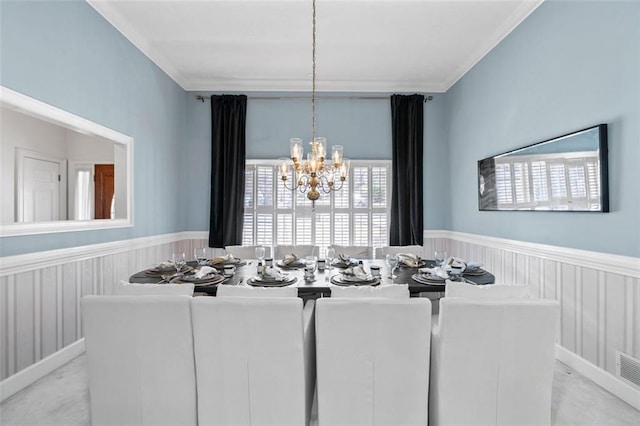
[
  {"left": 3, "top": 0, "right": 636, "bottom": 258},
  {"left": 443, "top": 0, "right": 640, "bottom": 257},
  {"left": 1, "top": 0, "right": 187, "bottom": 256}
]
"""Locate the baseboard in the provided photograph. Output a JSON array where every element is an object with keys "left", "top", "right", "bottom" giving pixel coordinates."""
[
  {"left": 555, "top": 344, "right": 640, "bottom": 411},
  {"left": 0, "top": 338, "right": 85, "bottom": 403}
]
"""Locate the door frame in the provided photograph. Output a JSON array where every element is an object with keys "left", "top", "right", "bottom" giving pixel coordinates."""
[{"left": 15, "top": 148, "right": 67, "bottom": 222}]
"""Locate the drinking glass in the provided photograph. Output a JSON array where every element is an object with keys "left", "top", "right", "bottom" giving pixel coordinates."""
[
  {"left": 386, "top": 254, "right": 398, "bottom": 280},
  {"left": 255, "top": 245, "right": 266, "bottom": 264},
  {"left": 305, "top": 256, "right": 318, "bottom": 272},
  {"left": 325, "top": 247, "right": 336, "bottom": 280},
  {"left": 194, "top": 247, "right": 207, "bottom": 266},
  {"left": 434, "top": 250, "right": 447, "bottom": 267},
  {"left": 172, "top": 252, "right": 186, "bottom": 275},
  {"left": 305, "top": 256, "right": 318, "bottom": 281}
]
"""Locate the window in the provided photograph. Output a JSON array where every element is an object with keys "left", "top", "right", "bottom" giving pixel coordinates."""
[{"left": 242, "top": 160, "right": 391, "bottom": 256}]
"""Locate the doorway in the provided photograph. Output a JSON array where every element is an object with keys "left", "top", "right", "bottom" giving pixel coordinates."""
[{"left": 94, "top": 164, "right": 114, "bottom": 219}]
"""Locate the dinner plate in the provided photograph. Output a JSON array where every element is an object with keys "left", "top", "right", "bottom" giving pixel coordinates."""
[
  {"left": 247, "top": 276, "right": 297, "bottom": 287},
  {"left": 145, "top": 265, "right": 192, "bottom": 277},
  {"left": 276, "top": 261, "right": 306, "bottom": 269},
  {"left": 174, "top": 273, "right": 225, "bottom": 286},
  {"left": 331, "top": 275, "right": 380, "bottom": 286}
]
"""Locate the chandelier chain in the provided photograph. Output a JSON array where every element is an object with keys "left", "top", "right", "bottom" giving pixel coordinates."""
[{"left": 312, "top": 0, "right": 317, "bottom": 143}]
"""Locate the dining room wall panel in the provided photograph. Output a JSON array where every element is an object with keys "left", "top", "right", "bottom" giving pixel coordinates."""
[
  {"left": 560, "top": 264, "right": 578, "bottom": 353},
  {"left": 14, "top": 271, "right": 35, "bottom": 372},
  {"left": 40, "top": 266, "right": 58, "bottom": 360},
  {"left": 581, "top": 267, "right": 600, "bottom": 366},
  {"left": 604, "top": 274, "right": 626, "bottom": 374}
]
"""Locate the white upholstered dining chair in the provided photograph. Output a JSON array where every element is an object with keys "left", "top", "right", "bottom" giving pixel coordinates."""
[
  {"left": 191, "top": 296, "right": 316, "bottom": 426},
  {"left": 315, "top": 298, "right": 432, "bottom": 425},
  {"left": 430, "top": 297, "right": 560, "bottom": 425},
  {"left": 81, "top": 295, "right": 197, "bottom": 426},
  {"left": 374, "top": 244, "right": 424, "bottom": 259}
]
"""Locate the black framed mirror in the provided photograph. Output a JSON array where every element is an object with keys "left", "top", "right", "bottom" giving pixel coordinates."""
[{"left": 478, "top": 124, "right": 608, "bottom": 212}]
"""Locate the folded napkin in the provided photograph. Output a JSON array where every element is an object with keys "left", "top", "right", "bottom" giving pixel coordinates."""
[
  {"left": 338, "top": 253, "right": 351, "bottom": 262},
  {"left": 418, "top": 266, "right": 449, "bottom": 279},
  {"left": 444, "top": 257, "right": 467, "bottom": 274},
  {"left": 211, "top": 254, "right": 236, "bottom": 264},
  {"left": 283, "top": 254, "right": 299, "bottom": 265},
  {"left": 396, "top": 253, "right": 421, "bottom": 267},
  {"left": 261, "top": 266, "right": 284, "bottom": 280},
  {"left": 343, "top": 265, "right": 372, "bottom": 280},
  {"left": 193, "top": 266, "right": 217, "bottom": 279},
  {"left": 465, "top": 261, "right": 483, "bottom": 271}
]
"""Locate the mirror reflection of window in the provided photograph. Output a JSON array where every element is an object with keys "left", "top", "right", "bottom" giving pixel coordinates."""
[{"left": 74, "top": 168, "right": 92, "bottom": 220}]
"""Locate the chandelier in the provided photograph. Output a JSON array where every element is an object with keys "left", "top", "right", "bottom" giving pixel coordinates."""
[{"left": 279, "top": 0, "right": 349, "bottom": 206}]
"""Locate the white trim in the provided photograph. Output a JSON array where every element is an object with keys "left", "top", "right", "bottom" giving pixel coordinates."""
[
  {"left": 424, "top": 230, "right": 640, "bottom": 279},
  {"left": 0, "top": 231, "right": 207, "bottom": 277},
  {"left": 0, "top": 86, "right": 134, "bottom": 237},
  {"left": 556, "top": 345, "right": 640, "bottom": 411},
  {"left": 0, "top": 339, "right": 86, "bottom": 403}
]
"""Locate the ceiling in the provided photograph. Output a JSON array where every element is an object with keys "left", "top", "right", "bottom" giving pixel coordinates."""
[{"left": 87, "top": 0, "right": 544, "bottom": 93}]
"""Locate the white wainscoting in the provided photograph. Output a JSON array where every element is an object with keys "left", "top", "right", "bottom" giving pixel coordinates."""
[
  {"left": 0, "top": 231, "right": 213, "bottom": 401},
  {"left": 2, "top": 230, "right": 638, "bottom": 409},
  {"left": 425, "top": 230, "right": 640, "bottom": 409}
]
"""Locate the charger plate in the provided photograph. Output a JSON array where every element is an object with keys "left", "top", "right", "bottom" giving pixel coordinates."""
[
  {"left": 463, "top": 268, "right": 487, "bottom": 276},
  {"left": 247, "top": 276, "right": 297, "bottom": 287},
  {"left": 331, "top": 275, "right": 380, "bottom": 286},
  {"left": 208, "top": 258, "right": 246, "bottom": 266},
  {"left": 174, "top": 273, "right": 225, "bottom": 286}
]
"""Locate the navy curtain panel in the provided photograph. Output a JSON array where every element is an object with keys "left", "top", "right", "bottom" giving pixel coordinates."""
[
  {"left": 209, "top": 95, "right": 247, "bottom": 248},
  {"left": 390, "top": 94, "right": 424, "bottom": 246}
]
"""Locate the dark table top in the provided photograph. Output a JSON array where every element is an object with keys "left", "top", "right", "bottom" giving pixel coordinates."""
[{"left": 129, "top": 259, "right": 495, "bottom": 297}]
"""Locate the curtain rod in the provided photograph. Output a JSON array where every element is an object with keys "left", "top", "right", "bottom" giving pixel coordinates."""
[{"left": 195, "top": 95, "right": 433, "bottom": 103}]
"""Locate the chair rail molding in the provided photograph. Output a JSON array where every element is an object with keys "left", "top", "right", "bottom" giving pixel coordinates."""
[
  {"left": 424, "top": 230, "right": 640, "bottom": 278},
  {"left": 0, "top": 231, "right": 208, "bottom": 277}
]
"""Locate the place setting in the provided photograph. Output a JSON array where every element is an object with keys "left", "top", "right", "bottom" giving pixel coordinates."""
[
  {"left": 330, "top": 252, "right": 360, "bottom": 269},
  {"left": 247, "top": 265, "right": 297, "bottom": 287},
  {"left": 207, "top": 253, "right": 247, "bottom": 267},
  {"left": 276, "top": 253, "right": 307, "bottom": 269},
  {"left": 172, "top": 265, "right": 226, "bottom": 286},
  {"left": 395, "top": 252, "right": 427, "bottom": 268},
  {"left": 412, "top": 253, "right": 483, "bottom": 286},
  {"left": 144, "top": 252, "right": 193, "bottom": 278},
  {"left": 330, "top": 264, "right": 380, "bottom": 286}
]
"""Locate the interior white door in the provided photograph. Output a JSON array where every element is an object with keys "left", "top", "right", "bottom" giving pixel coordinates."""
[{"left": 21, "top": 157, "right": 61, "bottom": 222}]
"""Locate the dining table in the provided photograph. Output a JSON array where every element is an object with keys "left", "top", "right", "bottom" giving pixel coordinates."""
[{"left": 129, "top": 258, "right": 495, "bottom": 297}]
